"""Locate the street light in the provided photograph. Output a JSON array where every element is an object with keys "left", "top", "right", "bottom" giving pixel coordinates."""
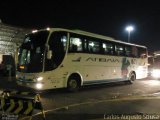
[{"left": 125, "top": 25, "right": 134, "bottom": 43}]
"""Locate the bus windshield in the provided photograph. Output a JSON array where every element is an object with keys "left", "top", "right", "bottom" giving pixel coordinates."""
[{"left": 17, "top": 31, "right": 49, "bottom": 73}]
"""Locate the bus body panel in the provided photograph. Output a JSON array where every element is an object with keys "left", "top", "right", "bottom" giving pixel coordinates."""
[{"left": 17, "top": 53, "right": 147, "bottom": 90}]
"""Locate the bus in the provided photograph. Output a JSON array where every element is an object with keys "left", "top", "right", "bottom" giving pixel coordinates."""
[
  {"left": 149, "top": 51, "right": 160, "bottom": 78},
  {"left": 16, "top": 28, "right": 148, "bottom": 91}
]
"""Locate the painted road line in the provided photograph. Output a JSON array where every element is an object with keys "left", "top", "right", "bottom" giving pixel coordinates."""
[{"left": 32, "top": 95, "right": 160, "bottom": 117}]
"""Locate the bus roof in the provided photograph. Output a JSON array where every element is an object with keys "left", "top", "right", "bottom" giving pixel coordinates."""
[{"left": 32, "top": 28, "right": 147, "bottom": 48}]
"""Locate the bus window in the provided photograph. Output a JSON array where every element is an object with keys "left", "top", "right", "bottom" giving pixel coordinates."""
[
  {"left": 61, "top": 36, "right": 67, "bottom": 51},
  {"left": 131, "top": 46, "right": 138, "bottom": 57},
  {"left": 125, "top": 46, "right": 132, "bottom": 57},
  {"left": 88, "top": 40, "right": 100, "bottom": 53},
  {"left": 45, "top": 32, "right": 67, "bottom": 71},
  {"left": 138, "top": 47, "right": 147, "bottom": 58},
  {"left": 69, "top": 37, "right": 82, "bottom": 52},
  {"left": 102, "top": 42, "right": 114, "bottom": 55},
  {"left": 115, "top": 44, "right": 124, "bottom": 56}
]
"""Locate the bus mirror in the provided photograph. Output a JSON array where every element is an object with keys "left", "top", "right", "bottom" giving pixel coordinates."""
[{"left": 47, "top": 50, "right": 52, "bottom": 59}]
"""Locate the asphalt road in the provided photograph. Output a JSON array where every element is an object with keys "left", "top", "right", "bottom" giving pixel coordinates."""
[{"left": 0, "top": 76, "right": 160, "bottom": 120}]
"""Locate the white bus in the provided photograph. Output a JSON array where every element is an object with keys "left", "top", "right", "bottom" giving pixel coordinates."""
[
  {"left": 149, "top": 51, "right": 160, "bottom": 78},
  {"left": 16, "top": 28, "right": 148, "bottom": 91}
]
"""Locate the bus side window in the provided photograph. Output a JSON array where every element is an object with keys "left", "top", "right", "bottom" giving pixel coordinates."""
[
  {"left": 102, "top": 42, "right": 113, "bottom": 55},
  {"left": 131, "top": 46, "right": 138, "bottom": 57},
  {"left": 115, "top": 44, "right": 124, "bottom": 56},
  {"left": 138, "top": 47, "right": 147, "bottom": 58},
  {"left": 125, "top": 46, "right": 132, "bottom": 57},
  {"left": 102, "top": 43, "right": 107, "bottom": 54},
  {"left": 107, "top": 43, "right": 114, "bottom": 55},
  {"left": 61, "top": 36, "right": 67, "bottom": 51},
  {"left": 69, "top": 37, "right": 82, "bottom": 53},
  {"left": 71, "top": 44, "right": 78, "bottom": 52},
  {"left": 88, "top": 40, "right": 100, "bottom": 54},
  {"left": 46, "top": 32, "right": 67, "bottom": 71}
]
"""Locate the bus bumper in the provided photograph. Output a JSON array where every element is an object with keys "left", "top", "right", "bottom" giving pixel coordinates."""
[{"left": 16, "top": 79, "right": 44, "bottom": 90}]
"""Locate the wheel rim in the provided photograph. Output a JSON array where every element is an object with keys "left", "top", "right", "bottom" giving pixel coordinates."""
[
  {"left": 130, "top": 74, "right": 135, "bottom": 81},
  {"left": 69, "top": 79, "right": 77, "bottom": 89}
]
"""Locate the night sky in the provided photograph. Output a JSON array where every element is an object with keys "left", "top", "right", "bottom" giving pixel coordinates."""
[{"left": 1, "top": 0, "right": 160, "bottom": 52}]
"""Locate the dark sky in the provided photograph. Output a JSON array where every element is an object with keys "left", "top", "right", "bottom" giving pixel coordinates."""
[{"left": 1, "top": 0, "right": 160, "bottom": 52}]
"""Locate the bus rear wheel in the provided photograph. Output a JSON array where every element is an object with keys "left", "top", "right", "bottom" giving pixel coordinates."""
[
  {"left": 67, "top": 76, "right": 80, "bottom": 92},
  {"left": 129, "top": 72, "right": 136, "bottom": 84}
]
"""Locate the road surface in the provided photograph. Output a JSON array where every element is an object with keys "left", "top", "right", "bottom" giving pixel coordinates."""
[{"left": 0, "top": 76, "right": 160, "bottom": 120}]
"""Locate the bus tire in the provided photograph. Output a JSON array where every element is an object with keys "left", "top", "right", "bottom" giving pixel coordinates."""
[
  {"left": 67, "top": 75, "right": 80, "bottom": 92},
  {"left": 128, "top": 72, "right": 136, "bottom": 84}
]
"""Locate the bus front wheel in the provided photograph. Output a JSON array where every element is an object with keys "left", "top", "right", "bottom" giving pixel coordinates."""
[{"left": 67, "top": 76, "right": 80, "bottom": 92}]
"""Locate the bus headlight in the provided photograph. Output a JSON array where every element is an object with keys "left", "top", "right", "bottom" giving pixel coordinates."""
[
  {"left": 36, "top": 83, "right": 43, "bottom": 89},
  {"left": 152, "top": 69, "right": 160, "bottom": 78},
  {"left": 37, "top": 77, "right": 43, "bottom": 82}
]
